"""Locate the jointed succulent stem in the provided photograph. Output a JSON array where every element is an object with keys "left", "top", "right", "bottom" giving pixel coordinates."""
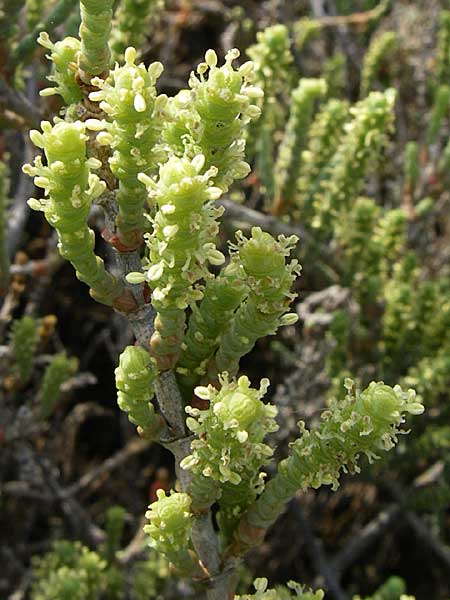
[
  {"left": 23, "top": 120, "right": 127, "bottom": 308},
  {"left": 78, "top": 0, "right": 114, "bottom": 83},
  {"left": 231, "top": 380, "right": 423, "bottom": 554}
]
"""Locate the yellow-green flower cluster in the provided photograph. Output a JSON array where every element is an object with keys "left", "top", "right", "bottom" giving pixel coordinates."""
[
  {"left": 236, "top": 578, "right": 324, "bottom": 600},
  {"left": 30, "top": 540, "right": 120, "bottom": 600},
  {"left": 247, "top": 24, "right": 293, "bottom": 100},
  {"left": 404, "top": 352, "right": 450, "bottom": 405},
  {"left": 132, "top": 549, "right": 169, "bottom": 600},
  {"left": 181, "top": 375, "right": 278, "bottom": 487},
  {"left": 240, "top": 380, "right": 423, "bottom": 533},
  {"left": 181, "top": 375, "right": 278, "bottom": 526},
  {"left": 164, "top": 49, "right": 263, "bottom": 192},
  {"left": 129, "top": 155, "right": 224, "bottom": 370},
  {"left": 37, "top": 32, "right": 82, "bottom": 105},
  {"left": 144, "top": 489, "right": 194, "bottom": 574},
  {"left": 88, "top": 47, "right": 167, "bottom": 247}
]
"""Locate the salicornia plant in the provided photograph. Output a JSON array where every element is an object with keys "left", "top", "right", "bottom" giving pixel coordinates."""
[{"left": 21, "top": 2, "right": 424, "bottom": 598}]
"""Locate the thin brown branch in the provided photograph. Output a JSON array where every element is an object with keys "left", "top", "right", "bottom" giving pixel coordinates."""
[
  {"left": 293, "top": 502, "right": 348, "bottom": 600},
  {"left": 331, "top": 505, "right": 401, "bottom": 578},
  {"left": 403, "top": 510, "right": 450, "bottom": 572},
  {"left": 0, "top": 78, "right": 42, "bottom": 128},
  {"left": 63, "top": 437, "right": 152, "bottom": 498},
  {"left": 311, "top": 0, "right": 390, "bottom": 28},
  {"left": 388, "top": 482, "right": 450, "bottom": 573},
  {"left": 37, "top": 454, "right": 106, "bottom": 546}
]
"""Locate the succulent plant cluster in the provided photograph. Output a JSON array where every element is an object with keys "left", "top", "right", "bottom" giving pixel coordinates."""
[{"left": 14, "top": 1, "right": 428, "bottom": 598}]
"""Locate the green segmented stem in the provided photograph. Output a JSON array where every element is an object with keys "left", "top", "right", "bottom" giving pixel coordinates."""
[
  {"left": 296, "top": 98, "right": 349, "bottom": 220},
  {"left": 360, "top": 31, "right": 397, "bottom": 97},
  {"left": 89, "top": 47, "right": 166, "bottom": 247},
  {"left": 380, "top": 254, "right": 446, "bottom": 379},
  {"left": 439, "top": 127, "right": 450, "bottom": 174},
  {"left": 188, "top": 473, "right": 221, "bottom": 513},
  {"left": 9, "top": 316, "right": 40, "bottom": 383},
  {"left": 111, "top": 0, "right": 165, "bottom": 61},
  {"left": 176, "top": 262, "right": 247, "bottom": 395},
  {"left": 23, "top": 120, "right": 124, "bottom": 307},
  {"left": 255, "top": 107, "right": 277, "bottom": 203},
  {"left": 311, "top": 89, "right": 396, "bottom": 235},
  {"left": 357, "top": 577, "right": 408, "bottom": 600},
  {"left": 78, "top": 0, "right": 114, "bottom": 82},
  {"left": 334, "top": 198, "right": 406, "bottom": 291},
  {"left": 340, "top": 195, "right": 381, "bottom": 291},
  {"left": 150, "top": 309, "right": 187, "bottom": 372},
  {"left": 233, "top": 380, "right": 423, "bottom": 551},
  {"left": 245, "top": 25, "right": 293, "bottom": 165},
  {"left": 129, "top": 155, "right": 225, "bottom": 370},
  {"left": 404, "top": 141, "right": 420, "bottom": 194},
  {"left": 436, "top": 10, "right": 450, "bottom": 87},
  {"left": 217, "top": 477, "right": 264, "bottom": 544},
  {"left": 39, "top": 352, "right": 78, "bottom": 419},
  {"left": 212, "top": 227, "right": 300, "bottom": 379},
  {"left": 273, "top": 78, "right": 327, "bottom": 212},
  {"left": 427, "top": 84, "right": 450, "bottom": 144},
  {"left": 323, "top": 52, "right": 346, "bottom": 98},
  {"left": 103, "top": 505, "right": 126, "bottom": 563},
  {"left": 293, "top": 17, "right": 322, "bottom": 52},
  {"left": 115, "top": 345, "right": 162, "bottom": 438}
]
